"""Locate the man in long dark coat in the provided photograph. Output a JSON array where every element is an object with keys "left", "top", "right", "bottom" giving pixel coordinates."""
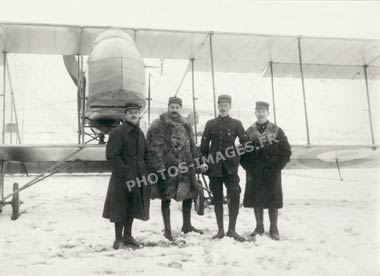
[
  {"left": 200, "top": 94, "right": 248, "bottom": 242},
  {"left": 146, "top": 96, "right": 203, "bottom": 241},
  {"left": 103, "top": 102, "right": 150, "bottom": 249},
  {"left": 240, "top": 101, "right": 291, "bottom": 240}
]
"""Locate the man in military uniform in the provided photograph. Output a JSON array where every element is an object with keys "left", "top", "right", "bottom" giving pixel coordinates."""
[
  {"left": 103, "top": 102, "right": 151, "bottom": 249},
  {"left": 146, "top": 96, "right": 203, "bottom": 241},
  {"left": 240, "top": 101, "right": 291, "bottom": 240},
  {"left": 200, "top": 95, "right": 248, "bottom": 242}
]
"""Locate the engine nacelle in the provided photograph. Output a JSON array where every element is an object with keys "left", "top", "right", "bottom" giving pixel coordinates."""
[{"left": 85, "top": 29, "right": 146, "bottom": 132}]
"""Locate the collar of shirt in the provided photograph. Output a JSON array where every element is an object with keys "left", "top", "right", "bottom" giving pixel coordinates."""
[
  {"left": 218, "top": 115, "right": 229, "bottom": 121},
  {"left": 256, "top": 121, "right": 268, "bottom": 133}
]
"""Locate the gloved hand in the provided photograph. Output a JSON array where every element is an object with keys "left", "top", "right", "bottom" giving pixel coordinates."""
[{"left": 200, "top": 163, "right": 208, "bottom": 173}]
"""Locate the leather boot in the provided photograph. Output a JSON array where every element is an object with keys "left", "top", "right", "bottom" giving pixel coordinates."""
[
  {"left": 181, "top": 199, "right": 203, "bottom": 234},
  {"left": 249, "top": 207, "right": 265, "bottom": 236},
  {"left": 123, "top": 218, "right": 143, "bottom": 247},
  {"left": 161, "top": 203, "right": 174, "bottom": 241},
  {"left": 113, "top": 223, "right": 124, "bottom": 250},
  {"left": 226, "top": 196, "right": 245, "bottom": 242},
  {"left": 211, "top": 201, "right": 225, "bottom": 239},
  {"left": 269, "top": 208, "right": 280, "bottom": 240}
]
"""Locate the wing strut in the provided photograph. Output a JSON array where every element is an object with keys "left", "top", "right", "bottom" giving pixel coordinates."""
[
  {"left": 6, "top": 56, "right": 22, "bottom": 144},
  {"left": 174, "top": 60, "right": 191, "bottom": 97},
  {"left": 297, "top": 37, "right": 311, "bottom": 146},
  {"left": 1, "top": 52, "right": 6, "bottom": 144},
  {"left": 209, "top": 33, "right": 217, "bottom": 118},
  {"left": 363, "top": 65, "right": 376, "bottom": 145},
  {"left": 269, "top": 61, "right": 277, "bottom": 125},
  {"left": 191, "top": 58, "right": 198, "bottom": 144},
  {"left": 147, "top": 73, "right": 152, "bottom": 125},
  {"left": 76, "top": 54, "right": 85, "bottom": 144}
]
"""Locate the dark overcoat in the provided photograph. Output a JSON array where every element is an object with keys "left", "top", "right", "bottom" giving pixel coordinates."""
[
  {"left": 146, "top": 112, "right": 198, "bottom": 201},
  {"left": 200, "top": 116, "right": 247, "bottom": 177},
  {"left": 102, "top": 121, "right": 150, "bottom": 222},
  {"left": 240, "top": 121, "right": 291, "bottom": 209}
]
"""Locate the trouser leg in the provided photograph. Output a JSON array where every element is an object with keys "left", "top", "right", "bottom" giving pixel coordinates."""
[
  {"left": 209, "top": 177, "right": 225, "bottom": 239},
  {"left": 250, "top": 207, "right": 264, "bottom": 236},
  {"left": 181, "top": 198, "right": 203, "bottom": 234},
  {"left": 269, "top": 208, "right": 278, "bottom": 229},
  {"left": 123, "top": 218, "right": 133, "bottom": 237},
  {"left": 113, "top": 222, "right": 124, "bottom": 249},
  {"left": 122, "top": 218, "right": 143, "bottom": 246},
  {"left": 182, "top": 199, "right": 192, "bottom": 230},
  {"left": 161, "top": 199, "right": 174, "bottom": 241},
  {"left": 269, "top": 208, "right": 280, "bottom": 240},
  {"left": 224, "top": 172, "right": 245, "bottom": 242},
  {"left": 227, "top": 194, "right": 239, "bottom": 232},
  {"left": 115, "top": 222, "right": 123, "bottom": 240}
]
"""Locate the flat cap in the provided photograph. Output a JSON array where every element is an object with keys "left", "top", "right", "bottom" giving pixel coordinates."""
[
  {"left": 168, "top": 96, "right": 182, "bottom": 106},
  {"left": 217, "top": 94, "right": 232, "bottom": 104}
]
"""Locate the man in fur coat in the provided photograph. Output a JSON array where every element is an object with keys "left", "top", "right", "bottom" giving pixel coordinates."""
[
  {"left": 240, "top": 101, "right": 291, "bottom": 240},
  {"left": 146, "top": 96, "right": 203, "bottom": 241},
  {"left": 102, "top": 102, "right": 151, "bottom": 249}
]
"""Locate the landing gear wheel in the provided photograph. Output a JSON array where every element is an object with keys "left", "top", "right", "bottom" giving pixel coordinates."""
[
  {"left": 194, "top": 180, "right": 205, "bottom": 216},
  {"left": 11, "top": 182, "right": 20, "bottom": 220}
]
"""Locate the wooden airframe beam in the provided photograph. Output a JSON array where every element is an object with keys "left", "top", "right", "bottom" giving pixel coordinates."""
[{"left": 297, "top": 37, "right": 311, "bottom": 146}]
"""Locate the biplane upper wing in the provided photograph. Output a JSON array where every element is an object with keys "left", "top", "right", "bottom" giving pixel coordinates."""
[
  {"left": 0, "top": 22, "right": 379, "bottom": 78},
  {"left": 262, "top": 63, "right": 380, "bottom": 79}
]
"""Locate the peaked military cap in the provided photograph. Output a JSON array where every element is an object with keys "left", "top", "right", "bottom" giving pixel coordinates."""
[
  {"left": 168, "top": 96, "right": 182, "bottom": 106},
  {"left": 124, "top": 102, "right": 142, "bottom": 111},
  {"left": 255, "top": 101, "right": 270, "bottom": 110},
  {"left": 217, "top": 94, "right": 232, "bottom": 104}
]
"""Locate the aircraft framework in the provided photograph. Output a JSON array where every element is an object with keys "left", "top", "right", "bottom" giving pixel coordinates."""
[{"left": 0, "top": 22, "right": 379, "bottom": 219}]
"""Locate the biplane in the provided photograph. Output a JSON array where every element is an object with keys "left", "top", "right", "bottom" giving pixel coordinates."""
[{"left": 0, "top": 22, "right": 379, "bottom": 219}]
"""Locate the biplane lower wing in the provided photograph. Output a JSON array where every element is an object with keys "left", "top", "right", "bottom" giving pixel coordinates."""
[
  {"left": 0, "top": 144, "right": 378, "bottom": 173},
  {"left": 0, "top": 144, "right": 106, "bottom": 162},
  {"left": 288, "top": 145, "right": 379, "bottom": 169}
]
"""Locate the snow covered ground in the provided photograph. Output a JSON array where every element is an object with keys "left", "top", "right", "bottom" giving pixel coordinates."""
[{"left": 0, "top": 168, "right": 379, "bottom": 276}]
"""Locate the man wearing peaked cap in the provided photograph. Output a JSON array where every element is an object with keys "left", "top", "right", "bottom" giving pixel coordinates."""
[
  {"left": 240, "top": 100, "right": 291, "bottom": 241},
  {"left": 146, "top": 96, "right": 203, "bottom": 241},
  {"left": 200, "top": 94, "right": 248, "bottom": 242},
  {"left": 103, "top": 100, "right": 150, "bottom": 250}
]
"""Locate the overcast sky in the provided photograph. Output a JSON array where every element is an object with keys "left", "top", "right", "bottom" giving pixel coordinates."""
[{"left": 0, "top": 0, "right": 379, "bottom": 39}]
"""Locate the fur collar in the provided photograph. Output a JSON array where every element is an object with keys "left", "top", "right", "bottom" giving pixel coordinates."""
[
  {"left": 247, "top": 120, "right": 279, "bottom": 139},
  {"left": 160, "top": 112, "right": 190, "bottom": 127}
]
